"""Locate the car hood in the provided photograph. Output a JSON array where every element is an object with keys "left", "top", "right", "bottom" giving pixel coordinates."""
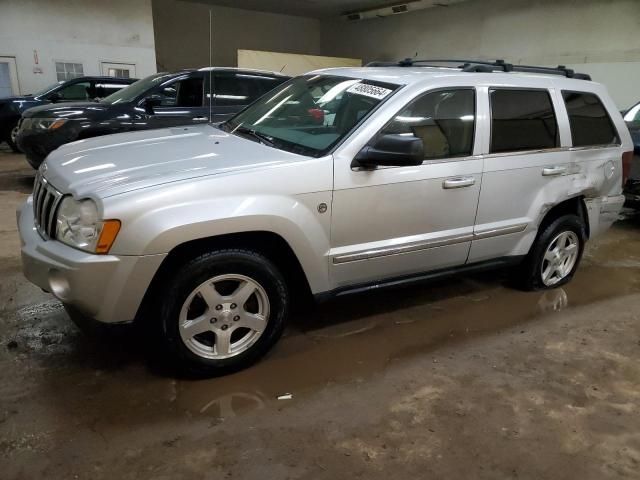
[
  {"left": 22, "top": 101, "right": 110, "bottom": 118},
  {"left": 43, "top": 124, "right": 308, "bottom": 198}
]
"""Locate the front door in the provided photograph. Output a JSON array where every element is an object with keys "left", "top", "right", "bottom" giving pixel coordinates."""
[
  {"left": 145, "top": 73, "right": 209, "bottom": 129},
  {"left": 0, "top": 56, "right": 19, "bottom": 98},
  {"left": 330, "top": 88, "right": 483, "bottom": 288}
]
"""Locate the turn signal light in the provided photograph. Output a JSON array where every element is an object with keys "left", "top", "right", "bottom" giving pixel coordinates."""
[{"left": 96, "top": 220, "right": 121, "bottom": 254}]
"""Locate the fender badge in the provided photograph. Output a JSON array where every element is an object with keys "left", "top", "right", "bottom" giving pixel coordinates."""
[{"left": 317, "top": 203, "right": 328, "bottom": 214}]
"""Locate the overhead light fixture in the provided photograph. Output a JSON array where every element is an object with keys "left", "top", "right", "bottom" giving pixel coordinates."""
[{"left": 342, "top": 0, "right": 467, "bottom": 22}]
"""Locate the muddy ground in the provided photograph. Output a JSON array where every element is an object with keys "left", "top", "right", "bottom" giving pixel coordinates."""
[{"left": 1, "top": 145, "right": 640, "bottom": 479}]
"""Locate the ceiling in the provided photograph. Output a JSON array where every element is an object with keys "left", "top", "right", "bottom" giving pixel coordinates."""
[{"left": 189, "top": 0, "right": 461, "bottom": 18}]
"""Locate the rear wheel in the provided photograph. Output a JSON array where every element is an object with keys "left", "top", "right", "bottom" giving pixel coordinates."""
[
  {"left": 6, "top": 123, "right": 21, "bottom": 152},
  {"left": 158, "top": 249, "right": 289, "bottom": 376},
  {"left": 515, "top": 214, "right": 586, "bottom": 291}
]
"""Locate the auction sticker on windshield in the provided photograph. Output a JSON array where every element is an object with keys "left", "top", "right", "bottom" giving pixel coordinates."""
[{"left": 346, "top": 82, "right": 393, "bottom": 100}]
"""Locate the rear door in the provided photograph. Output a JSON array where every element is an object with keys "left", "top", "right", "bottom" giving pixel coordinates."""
[
  {"left": 469, "top": 86, "right": 573, "bottom": 263},
  {"left": 145, "top": 73, "right": 208, "bottom": 129}
]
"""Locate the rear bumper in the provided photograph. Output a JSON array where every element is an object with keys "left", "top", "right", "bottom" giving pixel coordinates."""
[
  {"left": 18, "top": 197, "right": 166, "bottom": 323},
  {"left": 584, "top": 194, "right": 625, "bottom": 238}
]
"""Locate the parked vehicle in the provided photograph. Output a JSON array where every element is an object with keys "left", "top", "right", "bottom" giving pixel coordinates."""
[
  {"left": 0, "top": 76, "right": 135, "bottom": 152},
  {"left": 17, "top": 59, "right": 632, "bottom": 375},
  {"left": 622, "top": 101, "right": 640, "bottom": 208},
  {"left": 16, "top": 68, "right": 289, "bottom": 168}
]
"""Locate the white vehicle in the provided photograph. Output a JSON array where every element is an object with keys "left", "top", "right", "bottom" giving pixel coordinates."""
[{"left": 18, "top": 59, "right": 633, "bottom": 375}]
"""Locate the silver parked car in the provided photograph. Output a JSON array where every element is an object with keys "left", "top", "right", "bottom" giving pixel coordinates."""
[{"left": 18, "top": 59, "right": 633, "bottom": 375}]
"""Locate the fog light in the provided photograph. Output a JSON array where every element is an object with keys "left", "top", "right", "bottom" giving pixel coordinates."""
[{"left": 48, "top": 269, "right": 70, "bottom": 300}]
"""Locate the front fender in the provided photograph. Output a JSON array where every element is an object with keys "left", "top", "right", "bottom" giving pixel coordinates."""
[{"left": 108, "top": 190, "right": 333, "bottom": 294}]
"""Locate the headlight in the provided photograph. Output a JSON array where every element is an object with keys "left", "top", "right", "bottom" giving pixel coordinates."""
[
  {"left": 33, "top": 118, "right": 67, "bottom": 131},
  {"left": 56, "top": 197, "right": 120, "bottom": 254}
]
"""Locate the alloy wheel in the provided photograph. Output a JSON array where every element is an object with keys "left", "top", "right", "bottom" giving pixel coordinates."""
[
  {"left": 178, "top": 274, "right": 270, "bottom": 360},
  {"left": 540, "top": 231, "right": 579, "bottom": 286}
]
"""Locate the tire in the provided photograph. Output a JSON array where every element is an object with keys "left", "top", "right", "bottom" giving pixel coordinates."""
[
  {"left": 515, "top": 214, "right": 586, "bottom": 291},
  {"left": 6, "top": 124, "right": 22, "bottom": 153},
  {"left": 157, "top": 249, "right": 289, "bottom": 376}
]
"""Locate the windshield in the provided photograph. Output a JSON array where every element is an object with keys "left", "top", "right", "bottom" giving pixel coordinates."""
[
  {"left": 624, "top": 102, "right": 640, "bottom": 123},
  {"left": 34, "top": 81, "right": 64, "bottom": 98},
  {"left": 221, "top": 74, "right": 400, "bottom": 157},
  {"left": 101, "top": 73, "right": 174, "bottom": 105}
]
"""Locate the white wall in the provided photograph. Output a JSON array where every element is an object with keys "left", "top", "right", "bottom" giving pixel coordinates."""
[
  {"left": 0, "top": 0, "right": 157, "bottom": 95},
  {"left": 153, "top": 0, "right": 322, "bottom": 72},
  {"left": 321, "top": 0, "right": 640, "bottom": 108}
]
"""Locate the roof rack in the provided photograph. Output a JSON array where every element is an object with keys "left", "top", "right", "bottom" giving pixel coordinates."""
[{"left": 365, "top": 58, "right": 591, "bottom": 80}]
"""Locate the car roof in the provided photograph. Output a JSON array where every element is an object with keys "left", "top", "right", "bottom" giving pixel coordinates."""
[
  {"left": 68, "top": 76, "right": 137, "bottom": 83},
  {"left": 309, "top": 66, "right": 601, "bottom": 91},
  {"left": 195, "top": 67, "right": 289, "bottom": 77}
]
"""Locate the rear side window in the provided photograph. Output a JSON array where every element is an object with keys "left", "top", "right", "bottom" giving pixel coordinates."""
[
  {"left": 562, "top": 91, "right": 620, "bottom": 147},
  {"left": 490, "top": 89, "right": 558, "bottom": 153},
  {"left": 213, "top": 73, "right": 263, "bottom": 106},
  {"left": 381, "top": 88, "right": 476, "bottom": 160}
]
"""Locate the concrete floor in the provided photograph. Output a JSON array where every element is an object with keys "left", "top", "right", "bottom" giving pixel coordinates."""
[{"left": 1, "top": 145, "right": 640, "bottom": 479}]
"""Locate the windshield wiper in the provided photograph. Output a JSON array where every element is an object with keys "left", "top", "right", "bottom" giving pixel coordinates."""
[{"left": 234, "top": 126, "right": 275, "bottom": 147}]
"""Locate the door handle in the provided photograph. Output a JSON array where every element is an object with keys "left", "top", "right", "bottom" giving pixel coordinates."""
[
  {"left": 443, "top": 176, "right": 476, "bottom": 189},
  {"left": 192, "top": 116, "right": 209, "bottom": 122},
  {"left": 542, "top": 166, "right": 567, "bottom": 176}
]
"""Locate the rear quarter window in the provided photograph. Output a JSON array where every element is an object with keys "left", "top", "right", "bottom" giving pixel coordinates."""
[
  {"left": 562, "top": 91, "right": 620, "bottom": 147},
  {"left": 489, "top": 88, "right": 559, "bottom": 153}
]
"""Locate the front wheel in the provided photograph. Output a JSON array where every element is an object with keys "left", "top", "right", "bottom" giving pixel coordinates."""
[
  {"left": 158, "top": 249, "right": 289, "bottom": 376},
  {"left": 515, "top": 214, "right": 586, "bottom": 291}
]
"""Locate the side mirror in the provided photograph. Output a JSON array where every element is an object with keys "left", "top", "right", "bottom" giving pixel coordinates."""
[
  {"left": 48, "top": 92, "right": 61, "bottom": 103},
  {"left": 144, "top": 94, "right": 163, "bottom": 114},
  {"left": 352, "top": 134, "right": 424, "bottom": 168}
]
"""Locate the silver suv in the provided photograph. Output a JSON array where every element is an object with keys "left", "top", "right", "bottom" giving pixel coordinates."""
[{"left": 18, "top": 60, "right": 633, "bottom": 375}]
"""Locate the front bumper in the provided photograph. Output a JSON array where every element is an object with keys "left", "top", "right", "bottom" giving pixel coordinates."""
[
  {"left": 16, "top": 125, "right": 76, "bottom": 169},
  {"left": 624, "top": 179, "right": 640, "bottom": 210},
  {"left": 17, "top": 198, "right": 166, "bottom": 323}
]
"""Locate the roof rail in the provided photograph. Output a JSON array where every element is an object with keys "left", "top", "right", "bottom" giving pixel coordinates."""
[{"left": 365, "top": 58, "right": 591, "bottom": 80}]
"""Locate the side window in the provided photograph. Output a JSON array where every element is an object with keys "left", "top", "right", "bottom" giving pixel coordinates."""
[
  {"left": 212, "top": 73, "right": 261, "bottom": 106},
  {"left": 255, "top": 77, "right": 284, "bottom": 95},
  {"left": 94, "top": 82, "right": 128, "bottom": 99},
  {"left": 56, "top": 81, "right": 91, "bottom": 101},
  {"left": 380, "top": 88, "right": 475, "bottom": 160},
  {"left": 159, "top": 76, "right": 204, "bottom": 107},
  {"left": 562, "top": 91, "right": 620, "bottom": 147},
  {"left": 490, "top": 89, "right": 558, "bottom": 153}
]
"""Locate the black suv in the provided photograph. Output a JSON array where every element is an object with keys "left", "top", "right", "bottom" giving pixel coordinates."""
[
  {"left": 0, "top": 76, "right": 135, "bottom": 152},
  {"left": 622, "top": 102, "right": 640, "bottom": 209},
  {"left": 16, "top": 68, "right": 289, "bottom": 168}
]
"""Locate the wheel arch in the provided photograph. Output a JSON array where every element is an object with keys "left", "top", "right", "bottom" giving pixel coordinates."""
[
  {"left": 537, "top": 195, "right": 590, "bottom": 239},
  {"left": 135, "top": 230, "right": 315, "bottom": 323}
]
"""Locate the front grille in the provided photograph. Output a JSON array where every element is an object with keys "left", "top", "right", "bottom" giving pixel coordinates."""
[{"left": 32, "top": 172, "right": 64, "bottom": 239}]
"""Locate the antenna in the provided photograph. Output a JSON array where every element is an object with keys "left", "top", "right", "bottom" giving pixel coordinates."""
[{"left": 209, "top": 8, "right": 213, "bottom": 121}]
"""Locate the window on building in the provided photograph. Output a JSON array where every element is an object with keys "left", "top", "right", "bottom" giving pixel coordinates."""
[
  {"left": 56, "top": 62, "right": 84, "bottom": 81},
  {"left": 562, "top": 91, "right": 620, "bottom": 147},
  {"left": 380, "top": 88, "right": 476, "bottom": 160},
  {"left": 490, "top": 89, "right": 559, "bottom": 153},
  {"left": 107, "top": 68, "right": 130, "bottom": 79}
]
